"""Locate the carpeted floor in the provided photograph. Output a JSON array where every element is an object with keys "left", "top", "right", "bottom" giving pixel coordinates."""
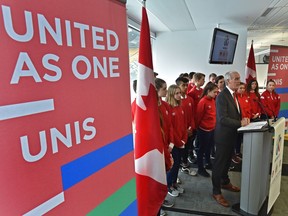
[{"left": 162, "top": 146, "right": 288, "bottom": 216}]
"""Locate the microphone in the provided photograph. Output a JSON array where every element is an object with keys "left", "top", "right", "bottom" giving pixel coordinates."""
[{"left": 253, "top": 99, "right": 272, "bottom": 131}]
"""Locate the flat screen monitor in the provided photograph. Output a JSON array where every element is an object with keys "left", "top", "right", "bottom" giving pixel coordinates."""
[{"left": 209, "top": 28, "right": 238, "bottom": 64}]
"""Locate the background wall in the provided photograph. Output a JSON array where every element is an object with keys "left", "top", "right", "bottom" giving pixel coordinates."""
[
  {"left": 152, "top": 27, "right": 248, "bottom": 86},
  {"left": 256, "top": 64, "right": 269, "bottom": 90}
]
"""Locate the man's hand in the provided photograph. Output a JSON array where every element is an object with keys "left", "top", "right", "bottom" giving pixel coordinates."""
[{"left": 241, "top": 117, "right": 250, "bottom": 127}]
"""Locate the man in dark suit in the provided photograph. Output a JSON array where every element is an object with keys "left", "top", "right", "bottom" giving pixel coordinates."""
[{"left": 212, "top": 71, "right": 250, "bottom": 207}]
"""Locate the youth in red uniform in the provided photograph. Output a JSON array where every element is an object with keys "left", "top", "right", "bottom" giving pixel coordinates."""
[
  {"left": 237, "top": 83, "right": 251, "bottom": 119},
  {"left": 166, "top": 85, "right": 187, "bottom": 196},
  {"left": 187, "top": 73, "right": 205, "bottom": 110},
  {"left": 176, "top": 77, "right": 196, "bottom": 170},
  {"left": 260, "top": 79, "right": 281, "bottom": 119},
  {"left": 155, "top": 78, "right": 174, "bottom": 171},
  {"left": 195, "top": 82, "right": 218, "bottom": 177},
  {"left": 246, "top": 79, "right": 261, "bottom": 121}
]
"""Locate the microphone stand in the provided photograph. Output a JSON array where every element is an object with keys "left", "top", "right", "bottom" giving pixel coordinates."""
[{"left": 253, "top": 99, "right": 273, "bottom": 132}]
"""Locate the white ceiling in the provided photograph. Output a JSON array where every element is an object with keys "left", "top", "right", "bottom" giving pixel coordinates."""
[{"left": 126, "top": 0, "right": 288, "bottom": 55}]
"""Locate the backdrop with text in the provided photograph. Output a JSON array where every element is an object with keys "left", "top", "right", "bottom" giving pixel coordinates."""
[
  {"left": 0, "top": 1, "right": 135, "bottom": 215},
  {"left": 268, "top": 45, "right": 288, "bottom": 120}
]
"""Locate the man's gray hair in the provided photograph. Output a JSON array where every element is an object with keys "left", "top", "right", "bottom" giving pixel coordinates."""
[{"left": 224, "top": 71, "right": 238, "bottom": 84}]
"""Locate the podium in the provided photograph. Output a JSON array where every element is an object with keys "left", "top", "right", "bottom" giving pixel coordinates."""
[
  {"left": 232, "top": 122, "right": 274, "bottom": 216},
  {"left": 232, "top": 118, "right": 285, "bottom": 216}
]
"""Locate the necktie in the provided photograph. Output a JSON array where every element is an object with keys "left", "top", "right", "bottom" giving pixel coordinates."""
[{"left": 233, "top": 92, "right": 240, "bottom": 113}]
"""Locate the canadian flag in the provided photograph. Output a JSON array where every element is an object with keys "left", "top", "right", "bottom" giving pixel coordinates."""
[
  {"left": 134, "top": 6, "right": 167, "bottom": 216},
  {"left": 245, "top": 43, "right": 257, "bottom": 83}
]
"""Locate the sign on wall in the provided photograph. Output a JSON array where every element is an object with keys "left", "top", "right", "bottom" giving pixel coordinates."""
[
  {"left": 267, "top": 45, "right": 288, "bottom": 119},
  {"left": 0, "top": 1, "right": 135, "bottom": 215}
]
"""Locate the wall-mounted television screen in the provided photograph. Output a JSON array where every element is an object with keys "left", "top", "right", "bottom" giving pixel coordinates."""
[{"left": 209, "top": 28, "right": 238, "bottom": 64}]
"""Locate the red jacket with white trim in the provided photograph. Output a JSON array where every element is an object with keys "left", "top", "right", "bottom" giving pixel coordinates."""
[
  {"left": 260, "top": 90, "right": 281, "bottom": 118},
  {"left": 195, "top": 96, "right": 216, "bottom": 131}
]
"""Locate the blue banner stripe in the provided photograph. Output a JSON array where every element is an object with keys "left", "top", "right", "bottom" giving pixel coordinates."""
[
  {"left": 119, "top": 200, "right": 137, "bottom": 216},
  {"left": 61, "top": 134, "right": 133, "bottom": 190},
  {"left": 279, "top": 110, "right": 288, "bottom": 118},
  {"left": 276, "top": 88, "right": 288, "bottom": 94}
]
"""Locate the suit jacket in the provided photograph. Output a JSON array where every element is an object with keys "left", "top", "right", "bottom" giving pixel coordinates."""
[{"left": 214, "top": 87, "right": 242, "bottom": 145}]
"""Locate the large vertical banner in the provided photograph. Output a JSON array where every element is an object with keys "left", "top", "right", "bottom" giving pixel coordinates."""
[
  {"left": 0, "top": 1, "right": 136, "bottom": 215},
  {"left": 267, "top": 45, "right": 288, "bottom": 119},
  {"left": 267, "top": 117, "right": 285, "bottom": 213}
]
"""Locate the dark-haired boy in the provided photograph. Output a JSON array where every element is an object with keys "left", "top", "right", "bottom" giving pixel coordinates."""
[{"left": 175, "top": 77, "right": 197, "bottom": 176}]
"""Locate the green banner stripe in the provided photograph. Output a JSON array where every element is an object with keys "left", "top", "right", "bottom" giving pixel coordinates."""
[
  {"left": 280, "top": 102, "right": 288, "bottom": 110},
  {"left": 87, "top": 178, "right": 136, "bottom": 216}
]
